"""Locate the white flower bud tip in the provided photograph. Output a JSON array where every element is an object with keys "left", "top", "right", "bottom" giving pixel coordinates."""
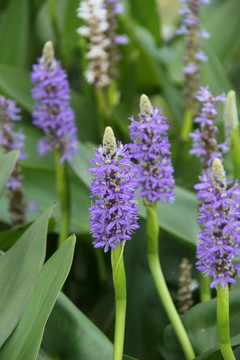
[
  {"left": 211, "top": 158, "right": 226, "bottom": 191},
  {"left": 140, "top": 94, "right": 153, "bottom": 117}
]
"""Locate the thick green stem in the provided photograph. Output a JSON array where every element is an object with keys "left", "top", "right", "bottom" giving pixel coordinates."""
[
  {"left": 111, "top": 244, "right": 127, "bottom": 360},
  {"left": 217, "top": 284, "right": 235, "bottom": 360},
  {"left": 146, "top": 202, "right": 195, "bottom": 360},
  {"left": 199, "top": 273, "right": 211, "bottom": 302},
  {"left": 55, "top": 152, "right": 70, "bottom": 247}
]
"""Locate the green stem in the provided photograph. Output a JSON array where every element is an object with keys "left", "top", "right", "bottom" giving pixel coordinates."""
[
  {"left": 146, "top": 202, "right": 195, "bottom": 360},
  {"left": 95, "top": 87, "right": 109, "bottom": 136},
  {"left": 217, "top": 284, "right": 235, "bottom": 360},
  {"left": 111, "top": 243, "right": 127, "bottom": 360},
  {"left": 54, "top": 152, "right": 70, "bottom": 247},
  {"left": 199, "top": 274, "right": 211, "bottom": 302},
  {"left": 180, "top": 109, "right": 194, "bottom": 141}
]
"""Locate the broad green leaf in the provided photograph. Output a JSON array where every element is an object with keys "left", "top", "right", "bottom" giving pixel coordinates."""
[
  {"left": 0, "top": 65, "right": 34, "bottom": 113},
  {"left": 61, "top": 0, "right": 81, "bottom": 62},
  {"left": 0, "top": 235, "right": 76, "bottom": 360},
  {"left": 0, "top": 206, "right": 54, "bottom": 347},
  {"left": 70, "top": 142, "right": 93, "bottom": 187},
  {"left": 164, "top": 289, "right": 240, "bottom": 356},
  {"left": 128, "top": 0, "right": 162, "bottom": 45},
  {"left": 41, "top": 292, "right": 113, "bottom": 360},
  {"left": 123, "top": 22, "right": 183, "bottom": 123},
  {"left": 0, "top": 150, "right": 18, "bottom": 197},
  {"left": 138, "top": 186, "right": 199, "bottom": 247},
  {"left": 201, "top": 42, "right": 236, "bottom": 100},
  {"left": 204, "top": 0, "right": 240, "bottom": 62},
  {"left": 0, "top": 218, "right": 57, "bottom": 251},
  {"left": 123, "top": 355, "right": 139, "bottom": 360},
  {"left": 0, "top": 0, "right": 30, "bottom": 67},
  {"left": 37, "top": 348, "right": 53, "bottom": 360}
]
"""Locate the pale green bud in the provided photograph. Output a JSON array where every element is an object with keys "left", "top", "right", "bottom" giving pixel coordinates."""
[
  {"left": 42, "top": 41, "right": 56, "bottom": 69},
  {"left": 140, "top": 94, "right": 153, "bottom": 117},
  {"left": 224, "top": 90, "right": 239, "bottom": 144},
  {"left": 211, "top": 158, "right": 226, "bottom": 192},
  {"left": 103, "top": 126, "right": 117, "bottom": 158}
]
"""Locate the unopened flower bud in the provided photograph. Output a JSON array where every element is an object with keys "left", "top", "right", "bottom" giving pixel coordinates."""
[
  {"left": 140, "top": 94, "right": 153, "bottom": 117},
  {"left": 211, "top": 158, "right": 226, "bottom": 192}
]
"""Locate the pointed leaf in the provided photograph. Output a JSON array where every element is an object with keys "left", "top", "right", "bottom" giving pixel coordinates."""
[
  {"left": 0, "top": 65, "right": 34, "bottom": 113},
  {"left": 0, "top": 150, "right": 18, "bottom": 197},
  {"left": 0, "top": 235, "right": 76, "bottom": 360},
  {"left": 164, "top": 289, "right": 240, "bottom": 356},
  {"left": 41, "top": 292, "right": 113, "bottom": 360},
  {"left": 0, "top": 0, "right": 30, "bottom": 67},
  {"left": 0, "top": 206, "right": 54, "bottom": 347}
]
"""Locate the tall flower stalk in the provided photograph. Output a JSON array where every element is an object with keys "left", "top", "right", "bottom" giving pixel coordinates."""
[
  {"left": 129, "top": 95, "right": 195, "bottom": 360},
  {"left": 76, "top": 0, "right": 128, "bottom": 134},
  {"left": 177, "top": 0, "right": 210, "bottom": 139},
  {"left": 31, "top": 41, "right": 78, "bottom": 247},
  {"left": 88, "top": 126, "right": 139, "bottom": 360},
  {"left": 0, "top": 95, "right": 27, "bottom": 226},
  {"left": 190, "top": 86, "right": 227, "bottom": 301},
  {"left": 195, "top": 158, "right": 240, "bottom": 359}
]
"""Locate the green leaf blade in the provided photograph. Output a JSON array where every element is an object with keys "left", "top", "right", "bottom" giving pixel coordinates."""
[
  {"left": 0, "top": 206, "right": 54, "bottom": 347},
  {"left": 0, "top": 235, "right": 76, "bottom": 360}
]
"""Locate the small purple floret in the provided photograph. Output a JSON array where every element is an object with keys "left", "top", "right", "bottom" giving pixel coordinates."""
[
  {"left": 88, "top": 140, "right": 139, "bottom": 252},
  {"left": 195, "top": 170, "right": 240, "bottom": 289},
  {"left": 31, "top": 49, "right": 78, "bottom": 163},
  {"left": 129, "top": 106, "right": 175, "bottom": 204},
  {"left": 190, "top": 86, "right": 228, "bottom": 171}
]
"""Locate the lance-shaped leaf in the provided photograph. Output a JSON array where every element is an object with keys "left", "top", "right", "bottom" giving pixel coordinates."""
[
  {"left": 0, "top": 235, "right": 75, "bottom": 359},
  {"left": 0, "top": 150, "right": 19, "bottom": 197},
  {"left": 0, "top": 205, "right": 54, "bottom": 347},
  {"left": 41, "top": 292, "right": 113, "bottom": 360}
]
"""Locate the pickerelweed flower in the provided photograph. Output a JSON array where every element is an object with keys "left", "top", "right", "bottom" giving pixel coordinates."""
[
  {"left": 88, "top": 126, "right": 139, "bottom": 252},
  {"left": 0, "top": 95, "right": 27, "bottom": 225},
  {"left": 195, "top": 158, "right": 240, "bottom": 289},
  {"left": 31, "top": 41, "right": 78, "bottom": 163},
  {"left": 129, "top": 94, "right": 175, "bottom": 204},
  {"left": 76, "top": 0, "right": 128, "bottom": 87},
  {"left": 177, "top": 0, "right": 210, "bottom": 115},
  {"left": 189, "top": 86, "right": 228, "bottom": 172},
  {"left": 178, "top": 258, "right": 197, "bottom": 315}
]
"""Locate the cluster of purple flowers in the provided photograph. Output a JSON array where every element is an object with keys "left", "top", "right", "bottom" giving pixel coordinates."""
[
  {"left": 189, "top": 86, "right": 228, "bottom": 171},
  {"left": 0, "top": 96, "right": 26, "bottom": 167},
  {"left": 0, "top": 95, "right": 27, "bottom": 225},
  {"left": 129, "top": 95, "right": 175, "bottom": 204},
  {"left": 195, "top": 158, "right": 240, "bottom": 289},
  {"left": 76, "top": 0, "right": 128, "bottom": 87},
  {"left": 88, "top": 127, "right": 139, "bottom": 252},
  {"left": 31, "top": 41, "right": 78, "bottom": 163},
  {"left": 177, "top": 0, "right": 210, "bottom": 113}
]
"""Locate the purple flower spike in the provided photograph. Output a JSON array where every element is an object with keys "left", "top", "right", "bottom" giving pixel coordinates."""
[
  {"left": 88, "top": 126, "right": 139, "bottom": 252},
  {"left": 195, "top": 158, "right": 240, "bottom": 289},
  {"left": 129, "top": 94, "right": 175, "bottom": 204},
  {"left": 31, "top": 41, "right": 78, "bottom": 163},
  {"left": 177, "top": 0, "right": 210, "bottom": 114},
  {"left": 189, "top": 86, "right": 228, "bottom": 171},
  {"left": 0, "top": 95, "right": 27, "bottom": 225}
]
